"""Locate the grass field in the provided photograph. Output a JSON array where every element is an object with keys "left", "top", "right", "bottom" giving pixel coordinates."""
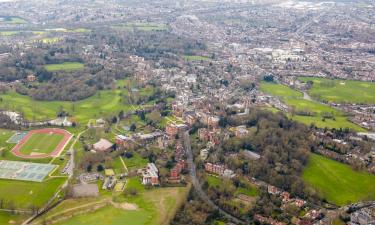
[
  {"left": 18, "top": 133, "right": 64, "bottom": 155},
  {"left": 49, "top": 185, "right": 190, "bottom": 225},
  {"left": 302, "top": 154, "right": 375, "bottom": 206},
  {"left": 37, "top": 37, "right": 61, "bottom": 44},
  {"left": 0, "top": 16, "right": 27, "bottom": 24},
  {"left": 123, "top": 154, "right": 148, "bottom": 171},
  {"left": 0, "top": 84, "right": 144, "bottom": 124},
  {"left": 113, "top": 22, "right": 169, "bottom": 32},
  {"left": 0, "top": 177, "right": 66, "bottom": 208},
  {"left": 260, "top": 82, "right": 365, "bottom": 131},
  {"left": 0, "top": 211, "right": 26, "bottom": 225},
  {"left": 44, "top": 62, "right": 84, "bottom": 72},
  {"left": 299, "top": 77, "right": 375, "bottom": 104},
  {"left": 183, "top": 55, "right": 211, "bottom": 61},
  {"left": 0, "top": 31, "right": 18, "bottom": 36}
]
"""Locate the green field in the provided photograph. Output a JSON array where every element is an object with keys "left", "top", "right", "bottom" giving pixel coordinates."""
[
  {"left": 0, "top": 16, "right": 27, "bottom": 24},
  {"left": 299, "top": 77, "right": 375, "bottom": 104},
  {"left": 37, "top": 37, "right": 61, "bottom": 44},
  {"left": 44, "top": 62, "right": 84, "bottom": 72},
  {"left": 123, "top": 154, "right": 148, "bottom": 171},
  {"left": 0, "top": 211, "right": 26, "bottom": 225},
  {"left": 49, "top": 186, "right": 189, "bottom": 225},
  {"left": 302, "top": 154, "right": 375, "bottom": 206},
  {"left": 0, "top": 84, "right": 146, "bottom": 125},
  {"left": 113, "top": 22, "right": 169, "bottom": 32},
  {"left": 18, "top": 133, "right": 64, "bottom": 155},
  {"left": 183, "top": 55, "right": 211, "bottom": 61},
  {"left": 0, "top": 177, "right": 66, "bottom": 208},
  {"left": 0, "top": 31, "right": 18, "bottom": 36},
  {"left": 260, "top": 82, "right": 365, "bottom": 131}
]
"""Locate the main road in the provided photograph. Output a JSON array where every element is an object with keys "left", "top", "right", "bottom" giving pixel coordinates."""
[{"left": 183, "top": 131, "right": 246, "bottom": 224}]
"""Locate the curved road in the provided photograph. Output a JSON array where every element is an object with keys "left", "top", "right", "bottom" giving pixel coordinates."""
[{"left": 183, "top": 131, "right": 246, "bottom": 224}]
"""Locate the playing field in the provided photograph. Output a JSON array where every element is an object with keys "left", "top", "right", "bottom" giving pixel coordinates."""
[
  {"left": 0, "top": 160, "right": 56, "bottom": 182},
  {"left": 183, "top": 55, "right": 211, "bottom": 61},
  {"left": 18, "top": 133, "right": 64, "bottom": 155},
  {"left": 302, "top": 154, "right": 375, "bottom": 206},
  {"left": 11, "top": 128, "right": 72, "bottom": 159},
  {"left": 44, "top": 62, "right": 84, "bottom": 72},
  {"left": 260, "top": 82, "right": 365, "bottom": 131},
  {"left": 299, "top": 77, "right": 375, "bottom": 104}
]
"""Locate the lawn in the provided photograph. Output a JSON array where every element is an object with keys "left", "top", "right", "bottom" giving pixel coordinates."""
[
  {"left": 235, "top": 186, "right": 258, "bottom": 197},
  {"left": 0, "top": 211, "right": 26, "bottom": 225},
  {"left": 52, "top": 186, "right": 190, "bottom": 225},
  {"left": 0, "top": 84, "right": 142, "bottom": 125},
  {"left": 183, "top": 55, "right": 211, "bottom": 61},
  {"left": 260, "top": 82, "right": 365, "bottom": 131},
  {"left": 299, "top": 77, "right": 375, "bottom": 104},
  {"left": 113, "top": 22, "right": 169, "bottom": 32},
  {"left": 302, "top": 154, "right": 375, "bottom": 206},
  {"left": 0, "top": 31, "right": 18, "bottom": 36},
  {"left": 123, "top": 154, "right": 148, "bottom": 171},
  {"left": 0, "top": 16, "right": 27, "bottom": 24},
  {"left": 18, "top": 133, "right": 64, "bottom": 155},
  {"left": 0, "top": 177, "right": 66, "bottom": 208},
  {"left": 207, "top": 175, "right": 221, "bottom": 187},
  {"left": 38, "top": 37, "right": 61, "bottom": 44},
  {"left": 44, "top": 62, "right": 84, "bottom": 72}
]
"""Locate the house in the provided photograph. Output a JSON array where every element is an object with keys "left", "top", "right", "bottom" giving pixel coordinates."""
[
  {"left": 243, "top": 150, "right": 261, "bottom": 160},
  {"left": 170, "top": 160, "right": 186, "bottom": 180},
  {"left": 235, "top": 125, "right": 249, "bottom": 138},
  {"left": 115, "top": 135, "right": 134, "bottom": 148},
  {"left": 142, "top": 163, "right": 159, "bottom": 186},
  {"left": 205, "top": 163, "right": 225, "bottom": 175},
  {"left": 281, "top": 191, "right": 290, "bottom": 202},
  {"left": 268, "top": 185, "right": 281, "bottom": 195},
  {"left": 93, "top": 138, "right": 113, "bottom": 152},
  {"left": 166, "top": 123, "right": 188, "bottom": 138},
  {"left": 294, "top": 198, "right": 306, "bottom": 208},
  {"left": 27, "top": 74, "right": 36, "bottom": 82},
  {"left": 200, "top": 149, "right": 209, "bottom": 160},
  {"left": 222, "top": 169, "right": 235, "bottom": 178}
]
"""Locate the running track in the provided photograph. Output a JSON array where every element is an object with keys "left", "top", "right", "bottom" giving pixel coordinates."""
[{"left": 11, "top": 128, "right": 73, "bottom": 159}]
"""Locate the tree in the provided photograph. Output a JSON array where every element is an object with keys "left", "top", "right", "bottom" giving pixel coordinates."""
[{"left": 130, "top": 123, "right": 136, "bottom": 132}]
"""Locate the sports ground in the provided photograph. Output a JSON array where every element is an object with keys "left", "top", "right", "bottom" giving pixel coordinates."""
[
  {"left": 11, "top": 128, "right": 72, "bottom": 159},
  {"left": 0, "top": 160, "right": 56, "bottom": 182}
]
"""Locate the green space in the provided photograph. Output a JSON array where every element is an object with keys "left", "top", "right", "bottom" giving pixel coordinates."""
[
  {"left": 123, "top": 154, "right": 148, "bottom": 171},
  {"left": 0, "top": 16, "right": 27, "bottom": 24},
  {"left": 302, "top": 154, "right": 375, "bottom": 206},
  {"left": 0, "top": 177, "right": 66, "bottom": 208},
  {"left": 45, "top": 185, "right": 189, "bottom": 225},
  {"left": 260, "top": 81, "right": 365, "bottom": 131},
  {"left": 18, "top": 133, "right": 64, "bottom": 155},
  {"left": 0, "top": 81, "right": 147, "bottom": 124},
  {"left": 114, "top": 22, "right": 169, "bottom": 32},
  {"left": 44, "top": 62, "right": 84, "bottom": 72},
  {"left": 207, "top": 175, "right": 221, "bottom": 187},
  {"left": 299, "top": 77, "right": 375, "bottom": 104},
  {"left": 183, "top": 55, "right": 211, "bottom": 61},
  {"left": 0, "top": 31, "right": 18, "bottom": 36},
  {"left": 37, "top": 37, "right": 61, "bottom": 44},
  {"left": 235, "top": 186, "right": 258, "bottom": 197},
  {"left": 0, "top": 211, "right": 26, "bottom": 225}
]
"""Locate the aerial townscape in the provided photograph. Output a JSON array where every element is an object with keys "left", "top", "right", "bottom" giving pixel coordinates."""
[{"left": 0, "top": 0, "right": 375, "bottom": 224}]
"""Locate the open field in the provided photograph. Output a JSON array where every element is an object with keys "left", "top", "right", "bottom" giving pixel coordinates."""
[
  {"left": 113, "top": 22, "right": 169, "bottom": 32},
  {"left": 44, "top": 62, "right": 84, "bottom": 72},
  {"left": 0, "top": 16, "right": 27, "bottom": 24},
  {"left": 0, "top": 31, "right": 18, "bottom": 36},
  {"left": 0, "top": 85, "right": 146, "bottom": 125},
  {"left": 183, "top": 55, "right": 211, "bottom": 61},
  {"left": 260, "top": 82, "right": 365, "bottom": 131},
  {"left": 124, "top": 154, "right": 148, "bottom": 171},
  {"left": 299, "top": 77, "right": 375, "bottom": 104},
  {"left": 302, "top": 154, "right": 375, "bottom": 206},
  {"left": 0, "top": 177, "right": 66, "bottom": 208},
  {"left": 37, "top": 185, "right": 190, "bottom": 225},
  {"left": 0, "top": 211, "right": 26, "bottom": 225},
  {"left": 18, "top": 133, "right": 64, "bottom": 155},
  {"left": 37, "top": 37, "right": 61, "bottom": 44}
]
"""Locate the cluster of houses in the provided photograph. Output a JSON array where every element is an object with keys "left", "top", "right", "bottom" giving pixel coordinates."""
[{"left": 204, "top": 163, "right": 235, "bottom": 179}]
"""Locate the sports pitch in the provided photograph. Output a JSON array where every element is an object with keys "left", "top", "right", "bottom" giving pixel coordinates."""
[
  {"left": 0, "top": 160, "right": 56, "bottom": 182},
  {"left": 11, "top": 128, "right": 72, "bottom": 159}
]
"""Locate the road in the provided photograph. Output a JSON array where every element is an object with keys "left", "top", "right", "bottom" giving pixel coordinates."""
[{"left": 183, "top": 131, "right": 246, "bottom": 224}]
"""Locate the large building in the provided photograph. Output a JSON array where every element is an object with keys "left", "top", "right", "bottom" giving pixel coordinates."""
[{"left": 142, "top": 163, "right": 159, "bottom": 186}]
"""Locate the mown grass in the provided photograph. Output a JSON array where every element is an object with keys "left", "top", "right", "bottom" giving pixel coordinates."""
[
  {"left": 44, "top": 62, "right": 84, "bottom": 72},
  {"left": 18, "top": 133, "right": 64, "bottom": 155},
  {"left": 0, "top": 16, "right": 27, "bottom": 24},
  {"left": 260, "top": 82, "right": 365, "bottom": 131},
  {"left": 123, "top": 154, "right": 148, "bottom": 171},
  {"left": 183, "top": 55, "right": 211, "bottom": 61},
  {"left": 0, "top": 211, "right": 26, "bottom": 225},
  {"left": 0, "top": 87, "right": 140, "bottom": 125},
  {"left": 302, "top": 154, "right": 375, "bottom": 206},
  {"left": 299, "top": 77, "right": 375, "bottom": 104},
  {"left": 0, "top": 177, "right": 66, "bottom": 208},
  {"left": 113, "top": 22, "right": 169, "bottom": 32}
]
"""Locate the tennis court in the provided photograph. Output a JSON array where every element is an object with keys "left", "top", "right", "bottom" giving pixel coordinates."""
[{"left": 0, "top": 160, "right": 56, "bottom": 182}]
